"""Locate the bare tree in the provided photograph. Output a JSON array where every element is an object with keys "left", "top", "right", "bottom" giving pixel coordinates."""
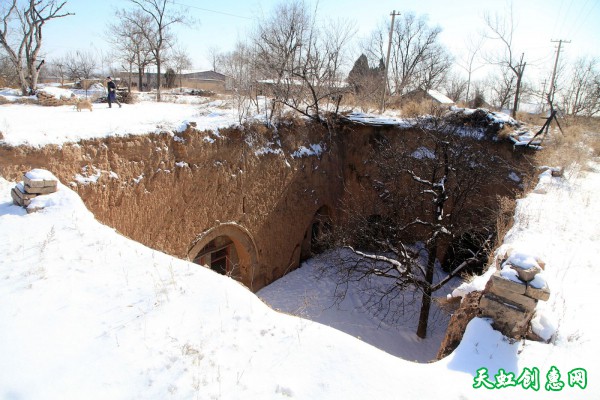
[
  {"left": 456, "top": 37, "right": 485, "bottom": 102},
  {"left": 444, "top": 72, "right": 468, "bottom": 103},
  {"left": 108, "top": 8, "right": 155, "bottom": 92},
  {"left": 63, "top": 50, "right": 97, "bottom": 80},
  {"left": 46, "top": 55, "right": 68, "bottom": 85},
  {"left": 206, "top": 45, "right": 222, "bottom": 72},
  {"left": 363, "top": 13, "right": 450, "bottom": 96},
  {"left": 253, "top": 0, "right": 355, "bottom": 123},
  {"left": 127, "top": 0, "right": 190, "bottom": 101},
  {"left": 220, "top": 41, "right": 260, "bottom": 123},
  {"left": 169, "top": 46, "right": 192, "bottom": 91},
  {"left": 0, "top": 0, "right": 73, "bottom": 95},
  {"left": 486, "top": 66, "right": 516, "bottom": 110},
  {"left": 483, "top": 7, "right": 526, "bottom": 118},
  {"left": 559, "top": 57, "right": 600, "bottom": 117},
  {"left": 331, "top": 119, "right": 504, "bottom": 338}
]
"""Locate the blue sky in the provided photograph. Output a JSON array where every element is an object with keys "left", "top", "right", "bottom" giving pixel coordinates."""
[{"left": 42, "top": 0, "right": 599, "bottom": 77}]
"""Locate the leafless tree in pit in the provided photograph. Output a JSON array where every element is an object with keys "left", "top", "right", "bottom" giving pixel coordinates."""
[
  {"left": 0, "top": 0, "right": 73, "bottom": 95},
  {"left": 483, "top": 6, "right": 526, "bottom": 118},
  {"left": 127, "top": 0, "right": 190, "bottom": 101},
  {"left": 253, "top": 0, "right": 355, "bottom": 124},
  {"left": 330, "top": 119, "right": 508, "bottom": 338}
]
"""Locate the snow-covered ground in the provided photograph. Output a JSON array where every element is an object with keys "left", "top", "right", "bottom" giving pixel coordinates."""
[
  {"left": 258, "top": 249, "right": 459, "bottom": 362},
  {"left": 0, "top": 99, "right": 238, "bottom": 147},
  {"left": 1, "top": 98, "right": 599, "bottom": 398}
]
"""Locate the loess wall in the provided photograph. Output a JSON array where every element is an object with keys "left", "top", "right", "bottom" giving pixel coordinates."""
[{"left": 0, "top": 120, "right": 533, "bottom": 291}]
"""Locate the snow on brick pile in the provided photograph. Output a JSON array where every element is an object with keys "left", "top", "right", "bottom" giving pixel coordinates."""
[{"left": 37, "top": 86, "right": 75, "bottom": 100}]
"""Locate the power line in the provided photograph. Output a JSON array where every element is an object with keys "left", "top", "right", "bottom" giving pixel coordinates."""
[{"left": 172, "top": 1, "right": 254, "bottom": 20}]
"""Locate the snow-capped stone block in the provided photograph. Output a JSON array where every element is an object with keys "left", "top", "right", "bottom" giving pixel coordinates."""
[
  {"left": 525, "top": 273, "right": 551, "bottom": 301},
  {"left": 11, "top": 169, "right": 59, "bottom": 212},
  {"left": 24, "top": 169, "right": 59, "bottom": 189},
  {"left": 503, "top": 251, "right": 544, "bottom": 282}
]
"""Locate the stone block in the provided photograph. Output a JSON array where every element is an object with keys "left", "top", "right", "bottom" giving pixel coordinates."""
[
  {"left": 486, "top": 271, "right": 526, "bottom": 294},
  {"left": 525, "top": 283, "right": 551, "bottom": 301},
  {"left": 508, "top": 262, "right": 542, "bottom": 282},
  {"left": 491, "top": 286, "right": 537, "bottom": 311},
  {"left": 480, "top": 293, "right": 534, "bottom": 339},
  {"left": 23, "top": 183, "right": 57, "bottom": 195}
]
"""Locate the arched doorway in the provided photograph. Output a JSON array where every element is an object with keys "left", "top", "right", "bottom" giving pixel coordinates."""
[
  {"left": 301, "top": 205, "right": 333, "bottom": 261},
  {"left": 192, "top": 235, "right": 240, "bottom": 276},
  {"left": 188, "top": 222, "right": 259, "bottom": 290}
]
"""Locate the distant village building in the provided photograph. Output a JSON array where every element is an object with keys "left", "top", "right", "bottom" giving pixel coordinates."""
[
  {"left": 121, "top": 68, "right": 233, "bottom": 92},
  {"left": 402, "top": 89, "right": 455, "bottom": 106}
]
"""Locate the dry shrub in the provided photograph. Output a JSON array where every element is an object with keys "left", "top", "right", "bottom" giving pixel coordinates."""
[
  {"left": 516, "top": 111, "right": 544, "bottom": 125},
  {"left": 496, "top": 125, "right": 513, "bottom": 141},
  {"left": 401, "top": 101, "right": 434, "bottom": 118},
  {"left": 486, "top": 195, "right": 516, "bottom": 266}
]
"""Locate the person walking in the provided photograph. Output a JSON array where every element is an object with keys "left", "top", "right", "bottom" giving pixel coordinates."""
[{"left": 106, "top": 77, "right": 122, "bottom": 108}]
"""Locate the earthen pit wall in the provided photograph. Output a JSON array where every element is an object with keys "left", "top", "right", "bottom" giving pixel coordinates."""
[
  {"left": 0, "top": 122, "right": 532, "bottom": 291},
  {"left": 0, "top": 124, "right": 345, "bottom": 291}
]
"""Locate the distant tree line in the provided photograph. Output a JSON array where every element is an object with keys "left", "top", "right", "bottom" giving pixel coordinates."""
[{"left": 0, "top": 0, "right": 598, "bottom": 114}]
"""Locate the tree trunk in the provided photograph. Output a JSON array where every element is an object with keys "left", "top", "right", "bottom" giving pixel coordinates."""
[
  {"left": 416, "top": 241, "right": 437, "bottom": 339},
  {"left": 156, "top": 57, "right": 162, "bottom": 102}
]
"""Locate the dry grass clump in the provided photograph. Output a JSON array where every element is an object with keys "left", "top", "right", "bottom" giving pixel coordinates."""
[
  {"left": 534, "top": 117, "right": 600, "bottom": 169},
  {"left": 401, "top": 100, "right": 444, "bottom": 118}
]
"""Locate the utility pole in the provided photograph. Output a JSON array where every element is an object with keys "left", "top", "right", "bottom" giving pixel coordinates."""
[
  {"left": 540, "top": 79, "right": 547, "bottom": 113},
  {"left": 380, "top": 10, "right": 400, "bottom": 113},
  {"left": 548, "top": 39, "right": 570, "bottom": 104}
]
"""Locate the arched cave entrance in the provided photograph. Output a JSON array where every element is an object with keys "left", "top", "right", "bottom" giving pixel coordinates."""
[
  {"left": 301, "top": 205, "right": 333, "bottom": 261},
  {"left": 188, "top": 222, "right": 259, "bottom": 290}
]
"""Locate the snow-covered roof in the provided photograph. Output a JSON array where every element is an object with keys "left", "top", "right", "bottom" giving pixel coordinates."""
[{"left": 427, "top": 89, "right": 454, "bottom": 104}]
